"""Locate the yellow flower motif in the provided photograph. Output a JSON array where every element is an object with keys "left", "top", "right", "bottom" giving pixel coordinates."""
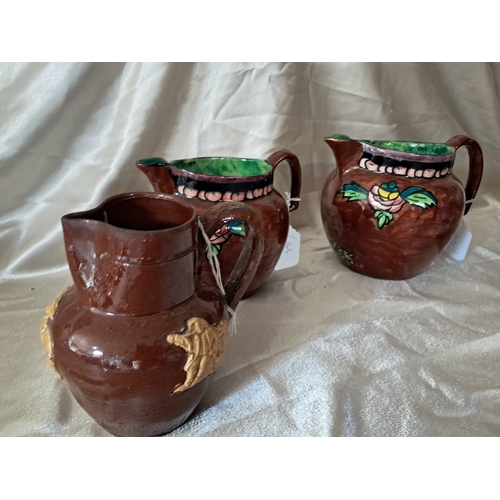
[{"left": 378, "top": 187, "right": 400, "bottom": 201}]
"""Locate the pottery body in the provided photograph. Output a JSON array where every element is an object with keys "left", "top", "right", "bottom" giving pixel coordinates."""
[
  {"left": 41, "top": 193, "right": 263, "bottom": 436},
  {"left": 321, "top": 135, "right": 483, "bottom": 280},
  {"left": 136, "top": 150, "right": 301, "bottom": 298}
]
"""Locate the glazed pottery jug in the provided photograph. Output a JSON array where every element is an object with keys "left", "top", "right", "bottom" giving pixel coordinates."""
[
  {"left": 40, "top": 192, "right": 263, "bottom": 436},
  {"left": 136, "top": 150, "right": 301, "bottom": 298},
  {"left": 321, "top": 135, "right": 483, "bottom": 280}
]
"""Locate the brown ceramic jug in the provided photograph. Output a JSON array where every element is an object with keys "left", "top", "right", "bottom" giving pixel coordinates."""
[
  {"left": 136, "top": 151, "right": 301, "bottom": 298},
  {"left": 40, "top": 192, "right": 263, "bottom": 436},
  {"left": 321, "top": 135, "right": 483, "bottom": 280}
]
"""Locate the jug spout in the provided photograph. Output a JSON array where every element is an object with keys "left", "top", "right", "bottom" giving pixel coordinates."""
[
  {"left": 324, "top": 135, "right": 363, "bottom": 173},
  {"left": 136, "top": 157, "right": 176, "bottom": 194}
]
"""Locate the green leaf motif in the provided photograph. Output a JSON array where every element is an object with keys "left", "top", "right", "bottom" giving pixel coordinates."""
[
  {"left": 206, "top": 244, "right": 221, "bottom": 258},
  {"left": 339, "top": 183, "right": 368, "bottom": 201},
  {"left": 227, "top": 219, "right": 246, "bottom": 237},
  {"left": 374, "top": 210, "right": 394, "bottom": 229},
  {"left": 400, "top": 187, "right": 437, "bottom": 209}
]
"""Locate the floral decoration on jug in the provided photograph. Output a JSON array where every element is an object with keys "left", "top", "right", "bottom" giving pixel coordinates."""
[
  {"left": 339, "top": 181, "right": 437, "bottom": 229},
  {"left": 208, "top": 219, "right": 246, "bottom": 257},
  {"left": 331, "top": 242, "right": 354, "bottom": 266}
]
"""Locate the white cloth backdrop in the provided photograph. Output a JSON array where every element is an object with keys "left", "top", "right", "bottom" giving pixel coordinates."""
[{"left": 1, "top": 62, "right": 500, "bottom": 436}]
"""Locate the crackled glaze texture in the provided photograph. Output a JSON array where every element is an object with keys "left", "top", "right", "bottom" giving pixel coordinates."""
[
  {"left": 136, "top": 151, "right": 301, "bottom": 298},
  {"left": 43, "top": 193, "right": 263, "bottom": 436},
  {"left": 321, "top": 135, "right": 483, "bottom": 280}
]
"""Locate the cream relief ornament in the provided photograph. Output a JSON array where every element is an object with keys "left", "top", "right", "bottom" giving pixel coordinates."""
[
  {"left": 167, "top": 317, "right": 229, "bottom": 393},
  {"left": 40, "top": 288, "right": 68, "bottom": 378}
]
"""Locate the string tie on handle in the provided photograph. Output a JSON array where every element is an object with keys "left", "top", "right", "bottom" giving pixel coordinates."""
[
  {"left": 198, "top": 218, "right": 237, "bottom": 336},
  {"left": 284, "top": 191, "right": 301, "bottom": 212}
]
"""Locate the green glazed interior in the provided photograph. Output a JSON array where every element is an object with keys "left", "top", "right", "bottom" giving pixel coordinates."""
[
  {"left": 170, "top": 157, "right": 272, "bottom": 177},
  {"left": 326, "top": 135, "right": 454, "bottom": 156},
  {"left": 362, "top": 140, "right": 454, "bottom": 156}
]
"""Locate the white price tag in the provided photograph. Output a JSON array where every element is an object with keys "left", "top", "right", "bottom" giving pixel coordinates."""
[
  {"left": 444, "top": 220, "right": 472, "bottom": 261},
  {"left": 274, "top": 226, "right": 300, "bottom": 270}
]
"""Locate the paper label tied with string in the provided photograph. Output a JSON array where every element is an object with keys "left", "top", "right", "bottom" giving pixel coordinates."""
[
  {"left": 275, "top": 226, "right": 301, "bottom": 270},
  {"left": 444, "top": 219, "right": 472, "bottom": 261},
  {"left": 275, "top": 191, "right": 301, "bottom": 271}
]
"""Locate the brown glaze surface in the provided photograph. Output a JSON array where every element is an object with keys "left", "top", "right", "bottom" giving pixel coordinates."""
[
  {"left": 136, "top": 151, "right": 301, "bottom": 298},
  {"left": 321, "top": 136, "right": 483, "bottom": 280},
  {"left": 46, "top": 193, "right": 263, "bottom": 436}
]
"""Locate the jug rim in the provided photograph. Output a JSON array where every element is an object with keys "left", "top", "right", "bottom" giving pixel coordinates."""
[
  {"left": 167, "top": 156, "right": 273, "bottom": 180},
  {"left": 325, "top": 135, "right": 456, "bottom": 161},
  {"left": 62, "top": 192, "right": 198, "bottom": 234}
]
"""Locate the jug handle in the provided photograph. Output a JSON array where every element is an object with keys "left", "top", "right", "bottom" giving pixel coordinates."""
[
  {"left": 266, "top": 150, "right": 302, "bottom": 212},
  {"left": 135, "top": 157, "right": 176, "bottom": 194},
  {"left": 199, "top": 202, "right": 264, "bottom": 310},
  {"left": 445, "top": 136, "right": 483, "bottom": 215}
]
